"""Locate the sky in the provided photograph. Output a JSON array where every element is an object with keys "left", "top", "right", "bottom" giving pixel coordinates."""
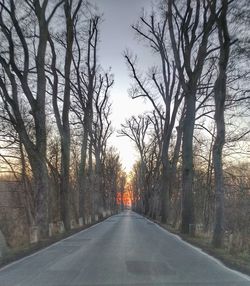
[{"left": 93, "top": 0, "right": 155, "bottom": 172}]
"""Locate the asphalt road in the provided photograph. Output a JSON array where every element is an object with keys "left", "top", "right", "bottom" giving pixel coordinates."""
[{"left": 0, "top": 211, "right": 249, "bottom": 286}]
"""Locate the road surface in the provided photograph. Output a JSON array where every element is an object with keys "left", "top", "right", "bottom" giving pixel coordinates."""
[{"left": 0, "top": 211, "right": 249, "bottom": 285}]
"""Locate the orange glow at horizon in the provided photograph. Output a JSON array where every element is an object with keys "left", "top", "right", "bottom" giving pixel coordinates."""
[{"left": 117, "top": 184, "right": 133, "bottom": 207}]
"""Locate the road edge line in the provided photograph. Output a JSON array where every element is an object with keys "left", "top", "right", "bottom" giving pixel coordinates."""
[{"left": 140, "top": 213, "right": 250, "bottom": 282}]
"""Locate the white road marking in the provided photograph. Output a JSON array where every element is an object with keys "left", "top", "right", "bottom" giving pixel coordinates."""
[{"left": 141, "top": 213, "right": 250, "bottom": 282}]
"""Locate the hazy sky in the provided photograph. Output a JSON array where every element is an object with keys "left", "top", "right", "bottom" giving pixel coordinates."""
[{"left": 93, "top": 0, "right": 155, "bottom": 172}]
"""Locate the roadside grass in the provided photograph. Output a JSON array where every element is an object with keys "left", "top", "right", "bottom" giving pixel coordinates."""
[
  {"left": 0, "top": 216, "right": 109, "bottom": 269},
  {"left": 148, "top": 218, "right": 250, "bottom": 277}
]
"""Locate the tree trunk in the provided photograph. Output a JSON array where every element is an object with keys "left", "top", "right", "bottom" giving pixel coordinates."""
[
  {"left": 60, "top": 133, "right": 71, "bottom": 230},
  {"left": 212, "top": 115, "right": 225, "bottom": 247},
  {"left": 59, "top": 0, "right": 76, "bottom": 231},
  {"left": 203, "top": 127, "right": 214, "bottom": 232},
  {"left": 212, "top": 0, "right": 230, "bottom": 248},
  {"left": 212, "top": 71, "right": 227, "bottom": 247},
  {"left": 20, "top": 141, "right": 35, "bottom": 227},
  {"left": 181, "top": 93, "right": 196, "bottom": 234},
  {"left": 169, "top": 112, "right": 184, "bottom": 200},
  {"left": 160, "top": 118, "right": 172, "bottom": 223},
  {"left": 32, "top": 158, "right": 49, "bottom": 238},
  {"left": 160, "top": 161, "right": 170, "bottom": 224},
  {"left": 79, "top": 132, "right": 88, "bottom": 220}
]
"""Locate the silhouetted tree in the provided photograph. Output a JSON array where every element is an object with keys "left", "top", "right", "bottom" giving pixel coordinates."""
[{"left": 0, "top": 0, "right": 63, "bottom": 238}]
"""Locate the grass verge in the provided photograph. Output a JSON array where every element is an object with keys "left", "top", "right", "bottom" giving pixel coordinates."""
[
  {"left": 148, "top": 218, "right": 250, "bottom": 277},
  {"left": 0, "top": 216, "right": 108, "bottom": 269}
]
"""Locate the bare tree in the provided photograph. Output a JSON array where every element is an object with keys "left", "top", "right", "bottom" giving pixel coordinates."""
[
  {"left": 120, "top": 115, "right": 152, "bottom": 214},
  {"left": 212, "top": 0, "right": 231, "bottom": 247},
  {"left": 0, "top": 0, "right": 63, "bottom": 238},
  {"left": 62, "top": 14, "right": 102, "bottom": 220},
  {"left": 92, "top": 73, "right": 113, "bottom": 215},
  {"left": 125, "top": 12, "right": 183, "bottom": 222},
  {"left": 48, "top": 0, "right": 83, "bottom": 230},
  {"left": 167, "top": 0, "right": 217, "bottom": 234}
]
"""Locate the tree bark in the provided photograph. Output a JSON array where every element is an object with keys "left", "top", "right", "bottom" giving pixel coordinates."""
[
  {"left": 160, "top": 125, "right": 171, "bottom": 223},
  {"left": 181, "top": 93, "right": 196, "bottom": 234},
  {"left": 32, "top": 158, "right": 49, "bottom": 238},
  {"left": 79, "top": 130, "right": 88, "bottom": 219},
  {"left": 212, "top": 0, "right": 230, "bottom": 247}
]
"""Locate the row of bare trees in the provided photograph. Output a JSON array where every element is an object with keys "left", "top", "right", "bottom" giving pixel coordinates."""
[
  {"left": 0, "top": 0, "right": 125, "bottom": 242},
  {"left": 122, "top": 0, "right": 250, "bottom": 248}
]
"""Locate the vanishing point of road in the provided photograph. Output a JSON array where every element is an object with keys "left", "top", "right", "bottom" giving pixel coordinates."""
[{"left": 0, "top": 211, "right": 249, "bottom": 286}]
